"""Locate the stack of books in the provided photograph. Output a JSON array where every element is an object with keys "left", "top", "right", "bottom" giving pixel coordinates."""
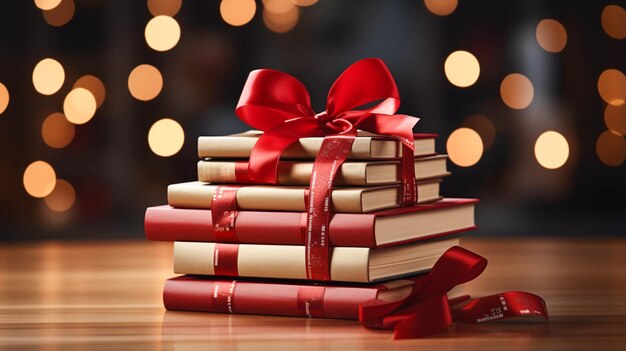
[{"left": 145, "top": 130, "right": 477, "bottom": 320}]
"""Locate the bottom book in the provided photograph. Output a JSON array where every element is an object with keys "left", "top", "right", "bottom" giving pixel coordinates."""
[{"left": 164, "top": 275, "right": 465, "bottom": 320}]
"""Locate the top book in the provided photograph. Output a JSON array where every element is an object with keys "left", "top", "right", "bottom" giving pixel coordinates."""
[{"left": 198, "top": 130, "right": 437, "bottom": 159}]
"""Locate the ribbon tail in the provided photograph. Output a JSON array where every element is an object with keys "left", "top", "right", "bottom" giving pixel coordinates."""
[
  {"left": 452, "top": 291, "right": 549, "bottom": 324},
  {"left": 392, "top": 295, "right": 453, "bottom": 340}
]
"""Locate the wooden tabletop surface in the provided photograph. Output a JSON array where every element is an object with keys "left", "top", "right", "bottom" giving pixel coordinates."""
[{"left": 1, "top": 237, "right": 625, "bottom": 350}]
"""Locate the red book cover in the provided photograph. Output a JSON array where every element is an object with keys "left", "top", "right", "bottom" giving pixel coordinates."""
[
  {"left": 145, "top": 198, "right": 478, "bottom": 248},
  {"left": 163, "top": 275, "right": 415, "bottom": 320}
]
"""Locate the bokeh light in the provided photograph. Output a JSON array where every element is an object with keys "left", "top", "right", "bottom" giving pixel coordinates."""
[
  {"left": 42, "top": 0, "right": 75, "bottom": 27},
  {"left": 536, "top": 19, "right": 567, "bottom": 53},
  {"left": 63, "top": 88, "right": 97, "bottom": 125},
  {"left": 264, "top": 0, "right": 295, "bottom": 14},
  {"left": 604, "top": 104, "right": 626, "bottom": 136},
  {"left": 0, "top": 82, "right": 8, "bottom": 115},
  {"left": 41, "top": 112, "right": 75, "bottom": 148},
  {"left": 34, "top": 0, "right": 61, "bottom": 10},
  {"left": 461, "top": 114, "right": 496, "bottom": 149},
  {"left": 534, "top": 131, "right": 569, "bottom": 169},
  {"left": 44, "top": 179, "right": 76, "bottom": 212},
  {"left": 73, "top": 75, "right": 106, "bottom": 108},
  {"left": 23, "top": 161, "right": 57, "bottom": 198},
  {"left": 145, "top": 15, "right": 181, "bottom": 52},
  {"left": 444, "top": 50, "right": 480, "bottom": 88},
  {"left": 32, "top": 58, "right": 65, "bottom": 95},
  {"left": 263, "top": 5, "right": 299, "bottom": 33},
  {"left": 500, "top": 73, "right": 534, "bottom": 110},
  {"left": 148, "top": 0, "right": 182, "bottom": 17},
  {"left": 601, "top": 5, "right": 626, "bottom": 40},
  {"left": 596, "top": 130, "right": 626, "bottom": 166},
  {"left": 148, "top": 118, "right": 185, "bottom": 157},
  {"left": 220, "top": 0, "right": 257, "bottom": 26},
  {"left": 290, "top": 0, "right": 318, "bottom": 6},
  {"left": 128, "top": 64, "right": 163, "bottom": 101},
  {"left": 423, "top": 0, "right": 457, "bottom": 16},
  {"left": 446, "top": 128, "right": 483, "bottom": 167},
  {"left": 597, "top": 69, "right": 626, "bottom": 106}
]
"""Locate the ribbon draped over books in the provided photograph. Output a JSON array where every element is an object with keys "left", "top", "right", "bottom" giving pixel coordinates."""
[
  {"left": 359, "top": 246, "right": 549, "bottom": 339},
  {"left": 212, "top": 58, "right": 420, "bottom": 281}
]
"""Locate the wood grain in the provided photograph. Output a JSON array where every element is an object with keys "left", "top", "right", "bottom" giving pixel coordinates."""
[{"left": 0, "top": 237, "right": 625, "bottom": 350}]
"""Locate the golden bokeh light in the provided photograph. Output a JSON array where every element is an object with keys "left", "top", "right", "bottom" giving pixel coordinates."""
[
  {"left": 148, "top": 0, "right": 182, "bottom": 17},
  {"left": 34, "top": 0, "right": 61, "bottom": 10},
  {"left": 461, "top": 114, "right": 496, "bottom": 149},
  {"left": 500, "top": 73, "right": 534, "bottom": 110},
  {"left": 534, "top": 131, "right": 569, "bottom": 169},
  {"left": 263, "top": 5, "right": 299, "bottom": 33},
  {"left": 0, "top": 82, "right": 8, "bottom": 115},
  {"left": 604, "top": 104, "right": 626, "bottom": 136},
  {"left": 264, "top": 0, "right": 295, "bottom": 14},
  {"left": 44, "top": 179, "right": 76, "bottom": 212},
  {"left": 424, "top": 0, "right": 458, "bottom": 16},
  {"left": 41, "top": 112, "right": 75, "bottom": 149},
  {"left": 63, "top": 88, "right": 97, "bottom": 125},
  {"left": 220, "top": 0, "right": 257, "bottom": 26},
  {"left": 23, "top": 161, "right": 57, "bottom": 198},
  {"left": 42, "top": 0, "right": 75, "bottom": 27},
  {"left": 596, "top": 130, "right": 626, "bottom": 166},
  {"left": 73, "top": 75, "right": 106, "bottom": 108},
  {"left": 444, "top": 50, "right": 480, "bottom": 88},
  {"left": 32, "top": 58, "right": 65, "bottom": 95},
  {"left": 145, "top": 15, "right": 181, "bottom": 52},
  {"left": 446, "top": 128, "right": 483, "bottom": 167},
  {"left": 597, "top": 69, "right": 626, "bottom": 106},
  {"left": 290, "top": 0, "right": 318, "bottom": 6},
  {"left": 128, "top": 64, "right": 163, "bottom": 101},
  {"left": 148, "top": 118, "right": 185, "bottom": 157},
  {"left": 601, "top": 5, "right": 626, "bottom": 40},
  {"left": 536, "top": 19, "right": 567, "bottom": 53}
]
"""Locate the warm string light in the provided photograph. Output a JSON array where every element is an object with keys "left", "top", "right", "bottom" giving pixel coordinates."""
[
  {"left": 534, "top": 131, "right": 569, "bottom": 169},
  {"left": 536, "top": 19, "right": 567, "bottom": 53},
  {"left": 423, "top": 0, "right": 457, "bottom": 16},
  {"left": 263, "top": 4, "right": 299, "bottom": 33},
  {"left": 461, "top": 114, "right": 496, "bottom": 149},
  {"left": 32, "top": 58, "right": 65, "bottom": 95},
  {"left": 148, "top": 118, "right": 185, "bottom": 157},
  {"left": 44, "top": 179, "right": 76, "bottom": 212},
  {"left": 128, "top": 64, "right": 163, "bottom": 101},
  {"left": 147, "top": 0, "right": 182, "bottom": 17},
  {"left": 597, "top": 69, "right": 626, "bottom": 106},
  {"left": 23, "top": 161, "right": 57, "bottom": 198},
  {"left": 604, "top": 104, "right": 626, "bottom": 136},
  {"left": 73, "top": 75, "right": 106, "bottom": 108},
  {"left": 42, "top": 0, "right": 75, "bottom": 27},
  {"left": 63, "top": 88, "right": 97, "bottom": 125},
  {"left": 500, "top": 73, "right": 534, "bottom": 110},
  {"left": 446, "top": 128, "right": 483, "bottom": 167},
  {"left": 601, "top": 5, "right": 626, "bottom": 40},
  {"left": 596, "top": 130, "right": 626, "bottom": 166},
  {"left": 220, "top": 0, "right": 257, "bottom": 26},
  {"left": 444, "top": 50, "right": 480, "bottom": 88},
  {"left": 290, "top": 0, "right": 318, "bottom": 6},
  {"left": 145, "top": 15, "right": 181, "bottom": 52},
  {"left": 34, "top": 0, "right": 61, "bottom": 10},
  {"left": 0, "top": 82, "right": 8, "bottom": 115},
  {"left": 41, "top": 112, "right": 75, "bottom": 148}
]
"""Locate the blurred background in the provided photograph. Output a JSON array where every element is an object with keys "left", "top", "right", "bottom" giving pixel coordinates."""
[{"left": 0, "top": 0, "right": 624, "bottom": 241}]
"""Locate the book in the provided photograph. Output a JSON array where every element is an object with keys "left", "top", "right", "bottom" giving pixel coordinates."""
[
  {"left": 197, "top": 155, "right": 448, "bottom": 186},
  {"left": 145, "top": 198, "right": 477, "bottom": 247},
  {"left": 173, "top": 236, "right": 460, "bottom": 283},
  {"left": 167, "top": 179, "right": 442, "bottom": 213},
  {"left": 198, "top": 130, "right": 437, "bottom": 160}
]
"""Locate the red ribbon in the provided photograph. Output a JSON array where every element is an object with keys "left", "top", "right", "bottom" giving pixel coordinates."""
[
  {"left": 359, "top": 246, "right": 549, "bottom": 339},
  {"left": 236, "top": 58, "right": 420, "bottom": 280},
  {"left": 211, "top": 186, "right": 242, "bottom": 243}
]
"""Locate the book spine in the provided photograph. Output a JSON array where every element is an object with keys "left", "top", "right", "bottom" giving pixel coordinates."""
[
  {"left": 173, "top": 242, "right": 371, "bottom": 283},
  {"left": 144, "top": 206, "right": 377, "bottom": 247},
  {"left": 163, "top": 277, "right": 381, "bottom": 319}
]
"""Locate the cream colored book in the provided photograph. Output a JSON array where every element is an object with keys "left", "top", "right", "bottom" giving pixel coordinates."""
[
  {"left": 197, "top": 155, "right": 449, "bottom": 186},
  {"left": 167, "top": 179, "right": 442, "bottom": 213},
  {"left": 173, "top": 236, "right": 461, "bottom": 283},
  {"left": 198, "top": 130, "right": 437, "bottom": 159}
]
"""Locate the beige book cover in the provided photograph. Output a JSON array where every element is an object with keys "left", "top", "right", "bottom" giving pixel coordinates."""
[
  {"left": 167, "top": 179, "right": 442, "bottom": 213},
  {"left": 198, "top": 130, "right": 437, "bottom": 159},
  {"left": 197, "top": 155, "right": 449, "bottom": 186}
]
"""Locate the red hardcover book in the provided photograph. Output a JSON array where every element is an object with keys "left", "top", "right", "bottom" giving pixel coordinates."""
[
  {"left": 164, "top": 275, "right": 431, "bottom": 319},
  {"left": 145, "top": 198, "right": 477, "bottom": 248}
]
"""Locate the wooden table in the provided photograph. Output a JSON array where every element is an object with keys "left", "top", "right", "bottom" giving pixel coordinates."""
[{"left": 1, "top": 237, "right": 625, "bottom": 350}]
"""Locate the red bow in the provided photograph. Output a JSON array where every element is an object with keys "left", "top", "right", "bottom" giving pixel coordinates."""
[
  {"left": 359, "top": 246, "right": 549, "bottom": 339},
  {"left": 235, "top": 58, "right": 419, "bottom": 187}
]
